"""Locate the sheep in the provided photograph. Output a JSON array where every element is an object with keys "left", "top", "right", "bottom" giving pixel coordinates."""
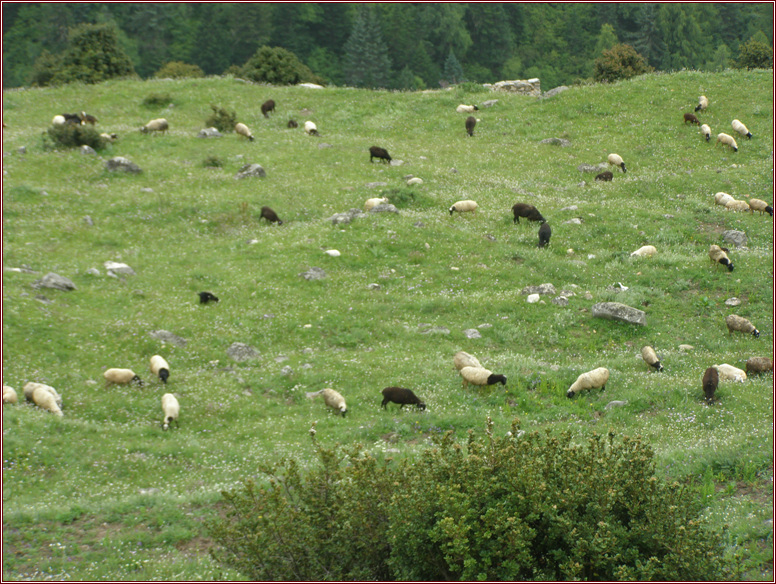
[
  {"left": 630, "top": 245, "right": 657, "bottom": 258},
  {"left": 714, "top": 363, "right": 747, "bottom": 382},
  {"left": 260, "top": 206, "right": 283, "bottom": 224},
  {"left": 465, "top": 116, "right": 477, "bottom": 137},
  {"left": 713, "top": 192, "right": 734, "bottom": 207},
  {"left": 150, "top": 355, "right": 170, "bottom": 384},
  {"left": 407, "top": 177, "right": 423, "bottom": 186},
  {"left": 52, "top": 113, "right": 81, "bottom": 126},
  {"left": 381, "top": 387, "right": 426, "bottom": 410},
  {"left": 453, "top": 351, "right": 482, "bottom": 371},
  {"left": 725, "top": 199, "right": 750, "bottom": 212},
  {"left": 607, "top": 153, "right": 626, "bottom": 173},
  {"left": 79, "top": 111, "right": 98, "bottom": 125},
  {"left": 140, "top": 118, "right": 169, "bottom": 134},
  {"left": 537, "top": 222, "right": 551, "bottom": 248},
  {"left": 725, "top": 314, "right": 759, "bottom": 338},
  {"left": 99, "top": 132, "right": 118, "bottom": 143},
  {"left": 700, "top": 124, "right": 711, "bottom": 141},
  {"left": 595, "top": 171, "right": 613, "bottom": 181},
  {"left": 305, "top": 388, "right": 347, "bottom": 416},
  {"left": 364, "top": 197, "right": 389, "bottom": 212},
  {"left": 511, "top": 203, "right": 545, "bottom": 224},
  {"left": 716, "top": 133, "right": 737, "bottom": 152},
  {"left": 104, "top": 368, "right": 143, "bottom": 387},
  {"left": 161, "top": 393, "right": 179, "bottom": 430},
  {"left": 747, "top": 198, "right": 773, "bottom": 217},
  {"left": 52, "top": 115, "right": 66, "bottom": 126},
  {"left": 702, "top": 366, "right": 718, "bottom": 403},
  {"left": 566, "top": 367, "right": 609, "bottom": 398},
  {"left": 731, "top": 119, "right": 752, "bottom": 139},
  {"left": 235, "top": 122, "right": 254, "bottom": 141},
  {"left": 369, "top": 146, "right": 392, "bottom": 163},
  {"left": 449, "top": 200, "right": 478, "bottom": 216},
  {"left": 23, "top": 382, "right": 62, "bottom": 407},
  {"left": 31, "top": 384, "right": 63, "bottom": 416},
  {"left": 641, "top": 346, "right": 664, "bottom": 371},
  {"left": 199, "top": 291, "right": 219, "bottom": 304},
  {"left": 459, "top": 366, "right": 507, "bottom": 389},
  {"left": 456, "top": 104, "right": 478, "bottom": 113},
  {"left": 695, "top": 95, "right": 709, "bottom": 112},
  {"left": 287, "top": 119, "right": 298, "bottom": 129},
  {"left": 304, "top": 121, "right": 319, "bottom": 136},
  {"left": 709, "top": 244, "right": 734, "bottom": 272},
  {"left": 3, "top": 386, "right": 18, "bottom": 405},
  {"left": 261, "top": 99, "right": 276, "bottom": 118},
  {"left": 745, "top": 357, "right": 773, "bottom": 375},
  {"left": 683, "top": 113, "right": 700, "bottom": 125}
]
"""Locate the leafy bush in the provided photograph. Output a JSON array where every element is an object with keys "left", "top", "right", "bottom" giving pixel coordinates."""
[
  {"left": 142, "top": 93, "right": 174, "bottom": 108},
  {"left": 240, "top": 46, "right": 325, "bottom": 86},
  {"left": 205, "top": 104, "right": 237, "bottom": 133},
  {"left": 735, "top": 38, "right": 774, "bottom": 70},
  {"left": 28, "top": 50, "right": 63, "bottom": 87},
  {"left": 154, "top": 61, "right": 204, "bottom": 79},
  {"left": 45, "top": 123, "right": 105, "bottom": 150},
  {"left": 594, "top": 43, "right": 653, "bottom": 83}
]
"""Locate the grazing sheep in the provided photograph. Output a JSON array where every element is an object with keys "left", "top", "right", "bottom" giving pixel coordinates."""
[
  {"left": 700, "top": 124, "right": 711, "bottom": 141},
  {"left": 465, "top": 116, "right": 477, "bottom": 136},
  {"left": 199, "top": 291, "right": 219, "bottom": 304},
  {"left": 140, "top": 118, "right": 169, "bottom": 134},
  {"left": 261, "top": 99, "right": 276, "bottom": 118},
  {"left": 748, "top": 198, "right": 773, "bottom": 217},
  {"left": 537, "top": 222, "right": 551, "bottom": 248},
  {"left": 449, "top": 200, "right": 478, "bottom": 216},
  {"left": 595, "top": 171, "right": 613, "bottom": 181},
  {"left": 381, "top": 387, "right": 426, "bottom": 410},
  {"left": 104, "top": 368, "right": 143, "bottom": 387},
  {"left": 716, "top": 133, "right": 737, "bottom": 152},
  {"left": 714, "top": 363, "right": 747, "bottom": 382},
  {"left": 713, "top": 192, "right": 734, "bottom": 207},
  {"left": 407, "top": 177, "right": 423, "bottom": 186},
  {"left": 306, "top": 388, "right": 347, "bottom": 416},
  {"left": 725, "top": 314, "right": 759, "bottom": 338},
  {"left": 369, "top": 146, "right": 392, "bottom": 163},
  {"left": 235, "top": 122, "right": 254, "bottom": 141},
  {"left": 731, "top": 119, "right": 752, "bottom": 139},
  {"left": 287, "top": 119, "right": 298, "bottom": 128},
  {"left": 364, "top": 197, "right": 389, "bottom": 211},
  {"left": 31, "top": 384, "right": 63, "bottom": 416},
  {"left": 456, "top": 104, "right": 478, "bottom": 113},
  {"left": 709, "top": 245, "right": 734, "bottom": 272},
  {"left": 150, "top": 355, "right": 170, "bottom": 384},
  {"left": 99, "top": 132, "right": 118, "bottom": 143},
  {"left": 304, "top": 121, "right": 319, "bottom": 136},
  {"left": 459, "top": 366, "right": 507, "bottom": 389},
  {"left": 453, "top": 351, "right": 482, "bottom": 371},
  {"left": 260, "top": 206, "right": 283, "bottom": 224},
  {"left": 51, "top": 115, "right": 66, "bottom": 126},
  {"left": 79, "top": 111, "right": 98, "bottom": 125},
  {"left": 52, "top": 113, "right": 81, "bottom": 126},
  {"left": 566, "top": 367, "right": 609, "bottom": 398},
  {"left": 745, "top": 357, "right": 773, "bottom": 375},
  {"left": 684, "top": 113, "right": 700, "bottom": 125},
  {"left": 702, "top": 366, "right": 718, "bottom": 403},
  {"left": 161, "top": 393, "right": 179, "bottom": 430},
  {"left": 22, "top": 382, "right": 62, "bottom": 407},
  {"left": 511, "top": 203, "right": 545, "bottom": 224},
  {"left": 726, "top": 199, "right": 750, "bottom": 212},
  {"left": 607, "top": 153, "right": 626, "bottom": 173},
  {"left": 695, "top": 95, "right": 709, "bottom": 112},
  {"left": 3, "top": 386, "right": 18, "bottom": 405},
  {"left": 641, "top": 346, "right": 664, "bottom": 371},
  {"left": 631, "top": 245, "right": 657, "bottom": 258}
]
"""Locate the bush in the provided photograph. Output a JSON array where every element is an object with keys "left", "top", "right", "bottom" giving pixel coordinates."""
[
  {"left": 240, "top": 46, "right": 325, "bottom": 86},
  {"left": 735, "top": 38, "right": 774, "bottom": 70},
  {"left": 46, "top": 123, "right": 105, "bottom": 150},
  {"left": 154, "top": 61, "right": 204, "bottom": 79},
  {"left": 594, "top": 43, "right": 653, "bottom": 83},
  {"left": 205, "top": 104, "right": 237, "bottom": 133},
  {"left": 28, "top": 50, "right": 63, "bottom": 87},
  {"left": 142, "top": 93, "right": 174, "bottom": 108},
  {"left": 201, "top": 155, "right": 224, "bottom": 168}
]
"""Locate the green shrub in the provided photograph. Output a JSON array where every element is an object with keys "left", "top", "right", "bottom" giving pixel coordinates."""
[
  {"left": 201, "top": 155, "right": 224, "bottom": 168},
  {"left": 28, "top": 50, "right": 63, "bottom": 87},
  {"left": 45, "top": 123, "right": 105, "bottom": 150},
  {"left": 735, "top": 38, "right": 774, "bottom": 70},
  {"left": 142, "top": 93, "right": 174, "bottom": 108},
  {"left": 154, "top": 61, "right": 205, "bottom": 79},
  {"left": 240, "top": 46, "right": 325, "bottom": 86},
  {"left": 205, "top": 104, "right": 237, "bottom": 133},
  {"left": 594, "top": 43, "right": 653, "bottom": 83}
]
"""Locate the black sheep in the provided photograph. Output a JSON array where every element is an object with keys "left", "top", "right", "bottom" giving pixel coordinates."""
[
  {"left": 537, "top": 222, "right": 551, "bottom": 248},
  {"left": 465, "top": 116, "right": 477, "bottom": 137},
  {"left": 199, "top": 291, "right": 219, "bottom": 304},
  {"left": 287, "top": 119, "right": 298, "bottom": 128},
  {"left": 512, "top": 203, "right": 545, "bottom": 225},
  {"left": 260, "top": 206, "right": 283, "bottom": 225},
  {"left": 381, "top": 387, "right": 426, "bottom": 410},
  {"left": 369, "top": 146, "right": 392, "bottom": 164},
  {"left": 702, "top": 367, "right": 718, "bottom": 403},
  {"left": 261, "top": 99, "right": 275, "bottom": 118},
  {"left": 79, "top": 111, "right": 98, "bottom": 125},
  {"left": 595, "top": 171, "right": 613, "bottom": 181},
  {"left": 62, "top": 113, "right": 81, "bottom": 125},
  {"left": 683, "top": 112, "right": 700, "bottom": 125}
]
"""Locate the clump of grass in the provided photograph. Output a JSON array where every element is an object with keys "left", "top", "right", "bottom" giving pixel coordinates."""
[
  {"left": 44, "top": 123, "right": 105, "bottom": 150},
  {"left": 142, "top": 93, "right": 174, "bottom": 108},
  {"left": 205, "top": 104, "right": 237, "bottom": 133},
  {"left": 201, "top": 155, "right": 224, "bottom": 168}
]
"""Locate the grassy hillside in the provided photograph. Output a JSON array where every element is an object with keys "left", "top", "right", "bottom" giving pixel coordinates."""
[{"left": 3, "top": 69, "right": 773, "bottom": 580}]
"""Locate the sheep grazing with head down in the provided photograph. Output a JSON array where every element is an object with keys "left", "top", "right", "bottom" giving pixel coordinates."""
[
  {"left": 140, "top": 118, "right": 169, "bottom": 134},
  {"left": 260, "top": 206, "right": 283, "bottom": 225},
  {"left": 3, "top": 386, "right": 18, "bottom": 405},
  {"left": 607, "top": 153, "right": 626, "bottom": 173},
  {"left": 459, "top": 366, "right": 507, "bottom": 389},
  {"left": 511, "top": 203, "right": 545, "bottom": 224},
  {"left": 731, "top": 119, "right": 752, "bottom": 139},
  {"left": 631, "top": 245, "right": 657, "bottom": 258},
  {"left": 24, "top": 382, "right": 63, "bottom": 416},
  {"left": 700, "top": 124, "right": 711, "bottom": 141},
  {"left": 456, "top": 104, "right": 478, "bottom": 113},
  {"left": 747, "top": 198, "right": 773, "bottom": 217},
  {"left": 725, "top": 199, "right": 750, "bottom": 212},
  {"left": 161, "top": 393, "right": 179, "bottom": 430},
  {"left": 287, "top": 119, "right": 298, "bottom": 128},
  {"left": 566, "top": 367, "right": 609, "bottom": 398},
  {"left": 23, "top": 382, "right": 62, "bottom": 407},
  {"left": 465, "top": 116, "right": 478, "bottom": 136},
  {"left": 304, "top": 121, "right": 319, "bottom": 136},
  {"left": 306, "top": 388, "right": 347, "bottom": 417},
  {"left": 52, "top": 113, "right": 81, "bottom": 126},
  {"left": 364, "top": 197, "right": 389, "bottom": 212},
  {"left": 100, "top": 132, "right": 118, "bottom": 143},
  {"left": 716, "top": 133, "right": 737, "bottom": 152},
  {"left": 79, "top": 111, "right": 97, "bottom": 125},
  {"left": 702, "top": 366, "right": 718, "bottom": 403},
  {"left": 745, "top": 357, "right": 773, "bottom": 375},
  {"left": 104, "top": 368, "right": 143, "bottom": 387},
  {"left": 725, "top": 314, "right": 759, "bottom": 338},
  {"left": 595, "top": 171, "right": 613, "bottom": 181},
  {"left": 453, "top": 351, "right": 482, "bottom": 371},
  {"left": 199, "top": 291, "right": 219, "bottom": 304},
  {"left": 641, "top": 346, "right": 663, "bottom": 371},
  {"left": 261, "top": 99, "right": 275, "bottom": 118},
  {"left": 449, "top": 200, "right": 478, "bottom": 216},
  {"left": 537, "top": 222, "right": 551, "bottom": 248},
  {"left": 695, "top": 95, "right": 709, "bottom": 112},
  {"left": 150, "top": 355, "right": 170, "bottom": 384},
  {"left": 381, "top": 387, "right": 426, "bottom": 411},
  {"left": 369, "top": 146, "right": 392, "bottom": 163},
  {"left": 709, "top": 245, "right": 734, "bottom": 272},
  {"left": 714, "top": 192, "right": 734, "bottom": 207},
  {"left": 714, "top": 363, "right": 747, "bottom": 382},
  {"left": 684, "top": 113, "right": 700, "bottom": 125},
  {"left": 235, "top": 122, "right": 254, "bottom": 141}
]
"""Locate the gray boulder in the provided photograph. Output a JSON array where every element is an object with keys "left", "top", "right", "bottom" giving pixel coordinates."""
[
  {"left": 234, "top": 164, "right": 266, "bottom": 179},
  {"left": 197, "top": 127, "right": 222, "bottom": 138},
  {"left": 592, "top": 302, "right": 646, "bottom": 326},
  {"left": 300, "top": 267, "right": 326, "bottom": 281},
  {"left": 722, "top": 230, "right": 747, "bottom": 248},
  {"left": 80, "top": 145, "right": 96, "bottom": 155},
  {"left": 463, "top": 328, "right": 482, "bottom": 339},
  {"left": 520, "top": 283, "right": 556, "bottom": 296},
  {"left": 227, "top": 342, "right": 261, "bottom": 362},
  {"left": 577, "top": 163, "right": 608, "bottom": 173},
  {"left": 540, "top": 137, "right": 571, "bottom": 147},
  {"left": 481, "top": 99, "right": 499, "bottom": 108},
  {"left": 541, "top": 86, "right": 569, "bottom": 99},
  {"left": 149, "top": 330, "right": 187, "bottom": 347},
  {"left": 328, "top": 208, "right": 365, "bottom": 225},
  {"left": 106, "top": 157, "right": 142, "bottom": 174},
  {"left": 104, "top": 261, "right": 135, "bottom": 276},
  {"left": 32, "top": 273, "right": 76, "bottom": 291},
  {"left": 369, "top": 203, "right": 399, "bottom": 214}
]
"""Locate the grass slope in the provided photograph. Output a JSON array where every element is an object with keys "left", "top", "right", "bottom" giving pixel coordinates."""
[{"left": 2, "top": 70, "right": 774, "bottom": 580}]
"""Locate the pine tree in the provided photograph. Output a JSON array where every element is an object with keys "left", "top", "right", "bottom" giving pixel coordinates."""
[
  {"left": 443, "top": 50, "right": 465, "bottom": 84},
  {"left": 343, "top": 6, "right": 391, "bottom": 88},
  {"left": 54, "top": 23, "right": 135, "bottom": 85}
]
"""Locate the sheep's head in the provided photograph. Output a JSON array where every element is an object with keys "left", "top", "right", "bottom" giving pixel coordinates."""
[
  {"left": 339, "top": 406, "right": 347, "bottom": 417},
  {"left": 752, "top": 329, "right": 760, "bottom": 338},
  {"left": 488, "top": 374, "right": 507, "bottom": 386}
]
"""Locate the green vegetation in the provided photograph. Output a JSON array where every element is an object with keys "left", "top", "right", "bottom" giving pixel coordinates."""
[
  {"left": 154, "top": 61, "right": 205, "bottom": 80},
  {"left": 239, "top": 46, "right": 325, "bottom": 87},
  {"left": 594, "top": 43, "right": 654, "bottom": 83},
  {"left": 2, "top": 69, "right": 773, "bottom": 580},
  {"left": 204, "top": 104, "right": 238, "bottom": 134}
]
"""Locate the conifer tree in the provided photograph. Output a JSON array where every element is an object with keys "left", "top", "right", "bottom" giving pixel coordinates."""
[
  {"left": 343, "top": 6, "right": 391, "bottom": 88},
  {"left": 443, "top": 50, "right": 465, "bottom": 84}
]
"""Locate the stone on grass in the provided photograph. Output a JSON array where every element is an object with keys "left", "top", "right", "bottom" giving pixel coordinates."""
[
  {"left": 540, "top": 137, "right": 571, "bottom": 147},
  {"left": 552, "top": 296, "right": 569, "bottom": 306},
  {"left": 369, "top": 203, "right": 399, "bottom": 214},
  {"left": 300, "top": 267, "right": 326, "bottom": 280},
  {"left": 521, "top": 283, "right": 556, "bottom": 296},
  {"left": 463, "top": 329, "right": 482, "bottom": 339},
  {"left": 234, "top": 164, "right": 266, "bottom": 179},
  {"left": 227, "top": 342, "right": 261, "bottom": 362},
  {"left": 149, "top": 330, "right": 187, "bottom": 347},
  {"left": 526, "top": 294, "right": 541, "bottom": 304},
  {"left": 592, "top": 302, "right": 646, "bottom": 326},
  {"left": 104, "top": 261, "right": 135, "bottom": 276},
  {"left": 577, "top": 163, "right": 608, "bottom": 173},
  {"left": 32, "top": 273, "right": 76, "bottom": 291},
  {"left": 106, "top": 157, "right": 142, "bottom": 174},
  {"left": 197, "top": 127, "right": 222, "bottom": 138},
  {"left": 722, "top": 230, "right": 747, "bottom": 248}
]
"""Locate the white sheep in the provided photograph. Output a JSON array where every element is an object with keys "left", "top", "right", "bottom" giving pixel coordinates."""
[
  {"left": 700, "top": 124, "right": 711, "bottom": 141},
  {"left": 456, "top": 104, "right": 479, "bottom": 113},
  {"left": 304, "top": 121, "right": 319, "bottom": 136},
  {"left": 630, "top": 245, "right": 656, "bottom": 258},
  {"left": 161, "top": 393, "right": 179, "bottom": 430},
  {"left": 453, "top": 351, "right": 482, "bottom": 371},
  {"left": 725, "top": 199, "right": 750, "bottom": 212},
  {"left": 459, "top": 366, "right": 507, "bottom": 388},
  {"left": 406, "top": 177, "right": 423, "bottom": 186},
  {"left": 140, "top": 118, "right": 169, "bottom": 134},
  {"left": 23, "top": 382, "right": 62, "bottom": 407},
  {"left": 709, "top": 244, "right": 734, "bottom": 272},
  {"left": 449, "top": 200, "right": 478, "bottom": 216},
  {"left": 3, "top": 386, "right": 18, "bottom": 404},
  {"left": 725, "top": 314, "right": 759, "bottom": 338},
  {"left": 713, "top": 192, "right": 734, "bottom": 207},
  {"left": 695, "top": 95, "right": 709, "bottom": 112},
  {"left": 566, "top": 367, "right": 609, "bottom": 398},
  {"left": 104, "top": 368, "right": 143, "bottom": 387},
  {"left": 150, "top": 355, "right": 170, "bottom": 384},
  {"left": 235, "top": 122, "right": 254, "bottom": 141},
  {"left": 364, "top": 197, "right": 389, "bottom": 212},
  {"left": 607, "top": 153, "right": 626, "bottom": 173},
  {"left": 714, "top": 363, "right": 747, "bottom": 382},
  {"left": 731, "top": 119, "right": 752, "bottom": 139},
  {"left": 99, "top": 132, "right": 118, "bottom": 143},
  {"left": 747, "top": 198, "right": 773, "bottom": 217},
  {"left": 26, "top": 383, "right": 63, "bottom": 416},
  {"left": 716, "top": 133, "right": 737, "bottom": 152},
  {"left": 305, "top": 388, "right": 347, "bottom": 416},
  {"left": 52, "top": 115, "right": 66, "bottom": 126},
  {"left": 641, "top": 346, "right": 663, "bottom": 371}
]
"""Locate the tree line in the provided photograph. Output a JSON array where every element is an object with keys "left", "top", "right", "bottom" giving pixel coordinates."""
[{"left": 2, "top": 3, "right": 773, "bottom": 90}]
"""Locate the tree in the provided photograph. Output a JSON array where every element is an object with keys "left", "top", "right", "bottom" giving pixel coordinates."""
[
  {"left": 240, "top": 45, "right": 325, "bottom": 85},
  {"left": 594, "top": 43, "right": 653, "bottom": 82},
  {"left": 343, "top": 5, "right": 391, "bottom": 88},
  {"left": 629, "top": 3, "right": 666, "bottom": 68},
  {"left": 594, "top": 23, "right": 619, "bottom": 57},
  {"left": 706, "top": 43, "right": 732, "bottom": 72},
  {"left": 443, "top": 50, "right": 465, "bottom": 84},
  {"left": 735, "top": 36, "right": 774, "bottom": 70}
]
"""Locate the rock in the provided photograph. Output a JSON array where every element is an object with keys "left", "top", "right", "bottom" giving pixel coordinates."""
[
  {"left": 521, "top": 283, "right": 556, "bottom": 296},
  {"left": 527, "top": 294, "right": 541, "bottom": 304},
  {"left": 325, "top": 249, "right": 341, "bottom": 257},
  {"left": 300, "top": 267, "right": 326, "bottom": 280},
  {"left": 540, "top": 137, "right": 571, "bottom": 147},
  {"left": 564, "top": 218, "right": 583, "bottom": 225},
  {"left": 369, "top": 203, "right": 399, "bottom": 214},
  {"left": 406, "top": 177, "right": 423, "bottom": 186},
  {"left": 481, "top": 99, "right": 499, "bottom": 108},
  {"left": 489, "top": 78, "right": 541, "bottom": 96},
  {"left": 605, "top": 400, "right": 628, "bottom": 410},
  {"left": 17, "top": 146, "right": 26, "bottom": 155},
  {"left": 389, "top": 159, "right": 404, "bottom": 166},
  {"left": 367, "top": 283, "right": 381, "bottom": 291},
  {"left": 86, "top": 268, "right": 100, "bottom": 276},
  {"left": 103, "top": 261, "right": 135, "bottom": 275},
  {"left": 561, "top": 205, "right": 578, "bottom": 212},
  {"left": 32, "top": 273, "right": 76, "bottom": 291},
  {"left": 83, "top": 215, "right": 94, "bottom": 226},
  {"left": 463, "top": 328, "right": 482, "bottom": 339},
  {"left": 722, "top": 230, "right": 747, "bottom": 248},
  {"left": 80, "top": 145, "right": 96, "bottom": 155},
  {"left": 592, "top": 302, "right": 646, "bottom": 326},
  {"left": 106, "top": 156, "right": 142, "bottom": 174},
  {"left": 197, "top": 127, "right": 222, "bottom": 138},
  {"left": 227, "top": 342, "right": 261, "bottom": 362},
  {"left": 149, "top": 330, "right": 187, "bottom": 347},
  {"left": 541, "top": 85, "right": 569, "bottom": 99},
  {"left": 234, "top": 164, "right": 266, "bottom": 179},
  {"left": 577, "top": 163, "right": 608, "bottom": 173},
  {"left": 419, "top": 325, "right": 450, "bottom": 335},
  {"left": 678, "top": 344, "right": 694, "bottom": 351},
  {"left": 725, "top": 297, "right": 742, "bottom": 306},
  {"left": 328, "top": 207, "right": 365, "bottom": 225},
  {"left": 35, "top": 295, "right": 53, "bottom": 304},
  {"left": 280, "top": 366, "right": 293, "bottom": 376},
  {"left": 552, "top": 296, "right": 569, "bottom": 306},
  {"left": 365, "top": 182, "right": 388, "bottom": 188}
]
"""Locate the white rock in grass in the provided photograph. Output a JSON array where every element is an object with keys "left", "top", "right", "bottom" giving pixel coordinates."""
[
  {"left": 725, "top": 297, "right": 742, "bottom": 307},
  {"left": 463, "top": 329, "right": 482, "bottom": 339},
  {"left": 325, "top": 249, "right": 341, "bottom": 257},
  {"left": 104, "top": 261, "right": 135, "bottom": 275},
  {"left": 527, "top": 294, "right": 540, "bottom": 303},
  {"left": 32, "top": 273, "right": 76, "bottom": 291}
]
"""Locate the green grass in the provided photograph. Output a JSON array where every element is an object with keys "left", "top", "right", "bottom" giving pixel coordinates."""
[{"left": 3, "top": 69, "right": 773, "bottom": 580}]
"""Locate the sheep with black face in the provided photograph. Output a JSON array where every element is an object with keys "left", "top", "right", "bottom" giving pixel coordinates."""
[{"left": 381, "top": 387, "right": 426, "bottom": 411}]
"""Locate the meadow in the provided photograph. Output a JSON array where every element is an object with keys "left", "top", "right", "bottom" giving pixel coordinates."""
[{"left": 2, "top": 69, "right": 773, "bottom": 580}]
